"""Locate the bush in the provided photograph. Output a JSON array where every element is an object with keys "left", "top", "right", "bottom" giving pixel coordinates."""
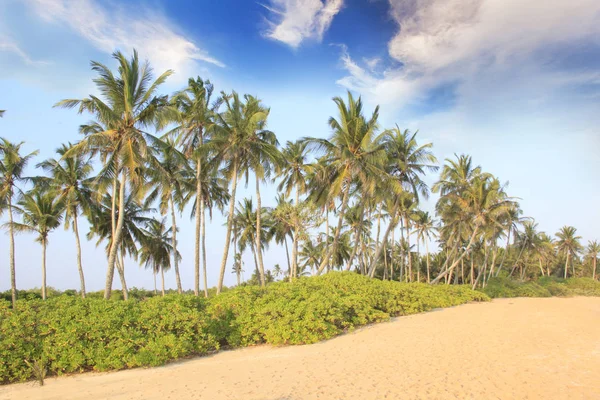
[
  {"left": 0, "top": 272, "right": 488, "bottom": 384},
  {"left": 481, "top": 277, "right": 551, "bottom": 298},
  {"left": 482, "top": 276, "right": 600, "bottom": 298}
]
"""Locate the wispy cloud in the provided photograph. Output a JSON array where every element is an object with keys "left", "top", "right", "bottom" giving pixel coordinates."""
[
  {"left": 26, "top": 0, "right": 224, "bottom": 77},
  {"left": 0, "top": 35, "right": 47, "bottom": 66},
  {"left": 262, "top": 0, "right": 343, "bottom": 48},
  {"left": 337, "top": 0, "right": 600, "bottom": 109}
]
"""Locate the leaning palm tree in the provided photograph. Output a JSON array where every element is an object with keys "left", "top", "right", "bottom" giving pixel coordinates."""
[
  {"left": 303, "top": 91, "right": 389, "bottom": 275},
  {"left": 146, "top": 138, "right": 190, "bottom": 294},
  {"left": 210, "top": 92, "right": 277, "bottom": 293},
  {"left": 139, "top": 218, "right": 179, "bottom": 296},
  {"left": 232, "top": 198, "right": 271, "bottom": 281},
  {"left": 10, "top": 188, "right": 64, "bottom": 300},
  {"left": 585, "top": 240, "right": 599, "bottom": 280},
  {"left": 166, "top": 77, "right": 219, "bottom": 296},
  {"left": 55, "top": 49, "right": 172, "bottom": 299},
  {"left": 37, "top": 143, "right": 94, "bottom": 298},
  {"left": 556, "top": 226, "right": 582, "bottom": 278},
  {"left": 0, "top": 138, "right": 38, "bottom": 308}
]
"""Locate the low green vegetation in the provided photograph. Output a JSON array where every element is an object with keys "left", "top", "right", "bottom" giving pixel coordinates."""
[
  {"left": 481, "top": 276, "right": 600, "bottom": 298},
  {"left": 0, "top": 273, "right": 488, "bottom": 384}
]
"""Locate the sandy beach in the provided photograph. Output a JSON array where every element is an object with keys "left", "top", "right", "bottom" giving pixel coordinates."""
[{"left": 1, "top": 297, "right": 599, "bottom": 400}]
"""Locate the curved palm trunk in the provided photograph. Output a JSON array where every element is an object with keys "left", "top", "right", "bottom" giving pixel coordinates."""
[
  {"left": 317, "top": 184, "right": 350, "bottom": 275},
  {"left": 431, "top": 226, "right": 480, "bottom": 284},
  {"left": 105, "top": 173, "right": 126, "bottom": 299},
  {"left": 255, "top": 175, "right": 266, "bottom": 287},
  {"left": 169, "top": 195, "right": 182, "bottom": 294},
  {"left": 194, "top": 160, "right": 202, "bottom": 296},
  {"left": 496, "top": 228, "right": 511, "bottom": 277},
  {"left": 117, "top": 249, "right": 128, "bottom": 300},
  {"left": 8, "top": 198, "right": 17, "bottom": 309},
  {"left": 201, "top": 196, "right": 208, "bottom": 297},
  {"left": 41, "top": 240, "right": 47, "bottom": 300},
  {"left": 368, "top": 203, "right": 398, "bottom": 278},
  {"left": 72, "top": 216, "right": 86, "bottom": 298},
  {"left": 217, "top": 162, "right": 238, "bottom": 294}
]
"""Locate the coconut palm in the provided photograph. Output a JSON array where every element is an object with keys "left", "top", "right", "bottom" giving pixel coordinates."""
[
  {"left": 269, "top": 194, "right": 294, "bottom": 274},
  {"left": 585, "top": 240, "right": 599, "bottom": 280},
  {"left": 37, "top": 143, "right": 94, "bottom": 298},
  {"left": 139, "top": 218, "right": 179, "bottom": 296},
  {"left": 10, "top": 188, "right": 64, "bottom": 300},
  {"left": 231, "top": 253, "right": 244, "bottom": 286},
  {"left": 166, "top": 77, "right": 219, "bottom": 296},
  {"left": 146, "top": 138, "right": 190, "bottom": 293},
  {"left": 55, "top": 49, "right": 172, "bottom": 299},
  {"left": 210, "top": 92, "right": 277, "bottom": 293},
  {"left": 556, "top": 226, "right": 582, "bottom": 278},
  {"left": 0, "top": 138, "right": 38, "bottom": 308},
  {"left": 232, "top": 198, "right": 270, "bottom": 281},
  {"left": 413, "top": 211, "right": 437, "bottom": 283},
  {"left": 303, "top": 91, "right": 389, "bottom": 275}
]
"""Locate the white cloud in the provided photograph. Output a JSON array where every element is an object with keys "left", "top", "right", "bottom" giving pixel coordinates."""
[
  {"left": 0, "top": 35, "right": 47, "bottom": 66},
  {"left": 337, "top": 0, "right": 600, "bottom": 108},
  {"left": 26, "top": 0, "right": 224, "bottom": 77},
  {"left": 263, "top": 0, "right": 344, "bottom": 48}
]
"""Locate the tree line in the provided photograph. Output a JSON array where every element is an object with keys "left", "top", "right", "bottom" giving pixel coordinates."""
[{"left": 1, "top": 50, "right": 598, "bottom": 309}]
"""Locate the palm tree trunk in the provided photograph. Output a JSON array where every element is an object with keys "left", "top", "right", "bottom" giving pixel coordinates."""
[
  {"left": 406, "top": 218, "right": 412, "bottom": 282},
  {"left": 538, "top": 258, "right": 545, "bottom": 277},
  {"left": 375, "top": 205, "right": 382, "bottom": 246},
  {"left": 425, "top": 239, "right": 431, "bottom": 284},
  {"left": 194, "top": 160, "right": 202, "bottom": 296},
  {"left": 390, "top": 229, "right": 395, "bottom": 280},
  {"left": 416, "top": 239, "right": 420, "bottom": 282},
  {"left": 169, "top": 195, "right": 182, "bottom": 294},
  {"left": 201, "top": 196, "right": 208, "bottom": 297},
  {"left": 104, "top": 174, "right": 119, "bottom": 299},
  {"left": 154, "top": 270, "right": 157, "bottom": 295},
  {"left": 105, "top": 173, "right": 126, "bottom": 299},
  {"left": 250, "top": 243, "right": 260, "bottom": 280},
  {"left": 431, "top": 226, "right": 480, "bottom": 284},
  {"left": 41, "top": 240, "right": 47, "bottom": 300},
  {"left": 593, "top": 256, "right": 597, "bottom": 280},
  {"left": 72, "top": 215, "right": 86, "bottom": 298},
  {"left": 368, "top": 205, "right": 398, "bottom": 278},
  {"left": 255, "top": 175, "right": 266, "bottom": 287},
  {"left": 284, "top": 237, "right": 291, "bottom": 276},
  {"left": 217, "top": 162, "right": 238, "bottom": 294},
  {"left": 118, "top": 249, "right": 128, "bottom": 300},
  {"left": 399, "top": 217, "right": 405, "bottom": 281},
  {"left": 325, "top": 207, "right": 330, "bottom": 272},
  {"left": 161, "top": 267, "right": 165, "bottom": 297},
  {"left": 346, "top": 227, "right": 360, "bottom": 271},
  {"left": 496, "top": 228, "right": 512, "bottom": 277},
  {"left": 317, "top": 183, "right": 350, "bottom": 275},
  {"left": 470, "top": 255, "right": 475, "bottom": 286},
  {"left": 8, "top": 198, "right": 17, "bottom": 309},
  {"left": 564, "top": 251, "right": 569, "bottom": 279},
  {"left": 292, "top": 188, "right": 300, "bottom": 279}
]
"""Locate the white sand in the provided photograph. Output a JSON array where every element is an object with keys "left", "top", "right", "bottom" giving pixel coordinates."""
[{"left": 1, "top": 297, "right": 599, "bottom": 400}]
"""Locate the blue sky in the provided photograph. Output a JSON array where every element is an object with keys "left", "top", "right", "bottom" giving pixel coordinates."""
[{"left": 1, "top": 0, "right": 599, "bottom": 292}]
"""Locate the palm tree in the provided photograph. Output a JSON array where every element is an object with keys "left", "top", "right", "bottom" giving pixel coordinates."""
[
  {"left": 37, "top": 143, "right": 94, "bottom": 298},
  {"left": 304, "top": 91, "right": 388, "bottom": 275},
  {"left": 55, "top": 49, "right": 172, "bottom": 299},
  {"left": 585, "top": 241, "right": 599, "bottom": 280},
  {"left": 413, "top": 211, "right": 437, "bottom": 283},
  {"left": 556, "top": 226, "right": 582, "bottom": 278},
  {"left": 0, "top": 138, "right": 38, "bottom": 308},
  {"left": 277, "top": 140, "right": 312, "bottom": 273},
  {"left": 167, "top": 77, "right": 219, "bottom": 296},
  {"left": 210, "top": 92, "right": 276, "bottom": 293},
  {"left": 269, "top": 194, "right": 293, "bottom": 274},
  {"left": 146, "top": 139, "right": 189, "bottom": 294},
  {"left": 231, "top": 253, "right": 244, "bottom": 286},
  {"left": 139, "top": 218, "right": 179, "bottom": 296},
  {"left": 10, "top": 188, "right": 64, "bottom": 300},
  {"left": 232, "top": 198, "right": 271, "bottom": 281}
]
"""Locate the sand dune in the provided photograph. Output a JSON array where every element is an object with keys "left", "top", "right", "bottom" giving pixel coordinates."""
[{"left": 1, "top": 297, "right": 599, "bottom": 400}]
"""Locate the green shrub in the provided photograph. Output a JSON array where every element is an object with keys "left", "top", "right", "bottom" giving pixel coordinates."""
[
  {"left": 481, "top": 277, "right": 551, "bottom": 298},
  {"left": 0, "top": 272, "right": 489, "bottom": 384}
]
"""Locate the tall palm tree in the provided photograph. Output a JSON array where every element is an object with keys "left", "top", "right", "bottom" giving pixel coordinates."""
[
  {"left": 10, "top": 189, "right": 64, "bottom": 300},
  {"left": 0, "top": 138, "right": 38, "bottom": 308},
  {"left": 277, "top": 140, "right": 312, "bottom": 273},
  {"left": 413, "top": 211, "right": 437, "bottom": 283},
  {"left": 304, "top": 91, "right": 389, "bottom": 275},
  {"left": 167, "top": 77, "right": 219, "bottom": 296},
  {"left": 146, "top": 139, "right": 189, "bottom": 294},
  {"left": 210, "top": 92, "right": 277, "bottom": 293},
  {"left": 55, "top": 49, "right": 172, "bottom": 299},
  {"left": 232, "top": 253, "right": 244, "bottom": 286},
  {"left": 269, "top": 194, "right": 294, "bottom": 274},
  {"left": 37, "top": 143, "right": 94, "bottom": 298},
  {"left": 232, "top": 198, "right": 271, "bottom": 281},
  {"left": 139, "top": 218, "right": 179, "bottom": 296},
  {"left": 585, "top": 240, "right": 599, "bottom": 280},
  {"left": 556, "top": 226, "right": 582, "bottom": 278}
]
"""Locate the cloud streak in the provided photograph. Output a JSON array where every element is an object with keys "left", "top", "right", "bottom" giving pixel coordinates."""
[
  {"left": 27, "top": 0, "right": 224, "bottom": 76},
  {"left": 262, "top": 0, "right": 343, "bottom": 48}
]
